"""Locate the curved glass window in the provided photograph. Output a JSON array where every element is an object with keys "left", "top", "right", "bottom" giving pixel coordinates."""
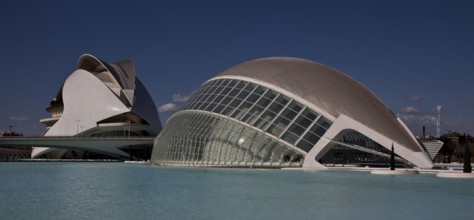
[
  {"left": 176, "top": 78, "right": 333, "bottom": 155},
  {"left": 152, "top": 112, "right": 304, "bottom": 167}
]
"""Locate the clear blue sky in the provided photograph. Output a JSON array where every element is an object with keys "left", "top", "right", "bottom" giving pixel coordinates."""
[{"left": 1, "top": 0, "right": 473, "bottom": 136}]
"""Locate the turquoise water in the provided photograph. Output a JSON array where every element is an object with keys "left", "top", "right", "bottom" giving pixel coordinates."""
[{"left": 1, "top": 162, "right": 473, "bottom": 220}]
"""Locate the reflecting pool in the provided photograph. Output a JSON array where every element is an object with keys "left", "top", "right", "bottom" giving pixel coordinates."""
[{"left": 1, "top": 162, "right": 473, "bottom": 219}]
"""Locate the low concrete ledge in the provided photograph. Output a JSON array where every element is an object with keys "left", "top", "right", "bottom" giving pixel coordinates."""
[
  {"left": 370, "top": 169, "right": 419, "bottom": 175},
  {"left": 436, "top": 172, "right": 474, "bottom": 179},
  {"left": 124, "top": 160, "right": 150, "bottom": 164}
]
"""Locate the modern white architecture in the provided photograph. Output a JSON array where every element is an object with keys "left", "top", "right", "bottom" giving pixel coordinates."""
[
  {"left": 33, "top": 54, "right": 161, "bottom": 159},
  {"left": 151, "top": 57, "right": 433, "bottom": 169}
]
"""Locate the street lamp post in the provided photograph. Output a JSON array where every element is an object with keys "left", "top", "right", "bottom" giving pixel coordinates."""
[
  {"left": 10, "top": 116, "right": 27, "bottom": 136},
  {"left": 31, "top": 125, "right": 36, "bottom": 136},
  {"left": 126, "top": 120, "right": 131, "bottom": 137},
  {"left": 75, "top": 119, "right": 81, "bottom": 134}
]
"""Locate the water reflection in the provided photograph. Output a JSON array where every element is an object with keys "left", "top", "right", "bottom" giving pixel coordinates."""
[{"left": 1, "top": 163, "right": 473, "bottom": 219}]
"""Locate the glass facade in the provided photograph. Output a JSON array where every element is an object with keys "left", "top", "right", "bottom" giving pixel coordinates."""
[
  {"left": 152, "top": 78, "right": 334, "bottom": 167},
  {"left": 153, "top": 112, "right": 304, "bottom": 167},
  {"left": 340, "top": 131, "right": 392, "bottom": 155},
  {"left": 319, "top": 131, "right": 402, "bottom": 165}
]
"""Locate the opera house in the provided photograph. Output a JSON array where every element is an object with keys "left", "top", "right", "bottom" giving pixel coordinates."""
[
  {"left": 33, "top": 54, "right": 161, "bottom": 159},
  {"left": 151, "top": 57, "right": 433, "bottom": 169}
]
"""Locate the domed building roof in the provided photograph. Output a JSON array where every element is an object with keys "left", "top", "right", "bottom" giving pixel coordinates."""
[
  {"left": 152, "top": 57, "right": 433, "bottom": 169},
  {"left": 215, "top": 57, "right": 420, "bottom": 152}
]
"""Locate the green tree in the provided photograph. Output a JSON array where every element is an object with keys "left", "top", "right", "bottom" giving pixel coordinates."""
[
  {"left": 439, "top": 136, "right": 455, "bottom": 163},
  {"left": 464, "top": 135, "right": 472, "bottom": 173},
  {"left": 390, "top": 143, "right": 395, "bottom": 171}
]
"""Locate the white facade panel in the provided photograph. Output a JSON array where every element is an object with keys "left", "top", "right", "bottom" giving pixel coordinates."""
[{"left": 34, "top": 54, "right": 161, "bottom": 159}]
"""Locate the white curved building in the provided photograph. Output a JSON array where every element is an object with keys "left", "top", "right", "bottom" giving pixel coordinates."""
[
  {"left": 151, "top": 57, "right": 433, "bottom": 169},
  {"left": 33, "top": 54, "right": 161, "bottom": 159}
]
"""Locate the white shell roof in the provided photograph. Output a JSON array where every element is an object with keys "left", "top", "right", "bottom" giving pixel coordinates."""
[{"left": 215, "top": 57, "right": 422, "bottom": 152}]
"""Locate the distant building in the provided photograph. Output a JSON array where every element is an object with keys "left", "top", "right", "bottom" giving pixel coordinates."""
[
  {"left": 0, "top": 132, "right": 30, "bottom": 160},
  {"left": 0, "top": 131, "right": 22, "bottom": 137},
  {"left": 151, "top": 57, "right": 433, "bottom": 168},
  {"left": 32, "top": 54, "right": 162, "bottom": 159},
  {"left": 438, "top": 132, "right": 473, "bottom": 163},
  {"left": 419, "top": 140, "right": 444, "bottom": 162}
]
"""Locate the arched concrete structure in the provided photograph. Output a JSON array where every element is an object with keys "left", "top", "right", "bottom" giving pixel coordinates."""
[
  {"left": 33, "top": 54, "right": 161, "bottom": 159},
  {"left": 152, "top": 57, "right": 433, "bottom": 169}
]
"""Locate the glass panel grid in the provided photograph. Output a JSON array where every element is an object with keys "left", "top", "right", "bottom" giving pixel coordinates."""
[
  {"left": 173, "top": 78, "right": 334, "bottom": 156},
  {"left": 152, "top": 112, "right": 304, "bottom": 167}
]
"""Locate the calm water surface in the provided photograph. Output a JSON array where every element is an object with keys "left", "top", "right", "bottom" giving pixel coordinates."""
[{"left": 1, "top": 162, "right": 473, "bottom": 220}]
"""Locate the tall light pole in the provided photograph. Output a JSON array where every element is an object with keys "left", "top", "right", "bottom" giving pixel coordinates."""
[
  {"left": 126, "top": 120, "right": 131, "bottom": 137},
  {"left": 436, "top": 105, "right": 442, "bottom": 138},
  {"left": 10, "top": 116, "right": 27, "bottom": 135},
  {"left": 31, "top": 125, "right": 36, "bottom": 136},
  {"left": 75, "top": 119, "right": 81, "bottom": 134}
]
